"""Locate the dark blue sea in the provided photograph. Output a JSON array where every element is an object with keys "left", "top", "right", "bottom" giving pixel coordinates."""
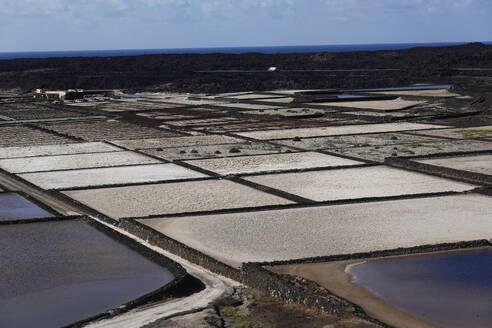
[{"left": 1, "top": 42, "right": 491, "bottom": 60}]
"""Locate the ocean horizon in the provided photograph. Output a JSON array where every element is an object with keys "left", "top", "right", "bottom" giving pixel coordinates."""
[{"left": 1, "top": 41, "right": 491, "bottom": 60}]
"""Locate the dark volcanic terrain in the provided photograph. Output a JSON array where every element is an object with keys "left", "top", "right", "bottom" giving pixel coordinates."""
[
  {"left": 1, "top": 43, "right": 492, "bottom": 94},
  {"left": 1, "top": 43, "right": 492, "bottom": 328}
]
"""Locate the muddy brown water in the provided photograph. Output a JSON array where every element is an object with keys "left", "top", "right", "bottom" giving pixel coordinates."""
[
  {"left": 0, "top": 193, "right": 52, "bottom": 221},
  {"left": 0, "top": 220, "right": 176, "bottom": 328},
  {"left": 347, "top": 248, "right": 492, "bottom": 328}
]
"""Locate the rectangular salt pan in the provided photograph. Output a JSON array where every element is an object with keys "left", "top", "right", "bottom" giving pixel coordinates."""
[
  {"left": 138, "top": 194, "right": 492, "bottom": 266},
  {"left": 63, "top": 179, "right": 293, "bottom": 219},
  {"left": 317, "top": 98, "right": 424, "bottom": 111},
  {"left": 0, "top": 151, "right": 161, "bottom": 173},
  {"left": 245, "top": 166, "right": 475, "bottom": 202},
  {"left": 0, "top": 142, "right": 120, "bottom": 159},
  {"left": 185, "top": 152, "right": 363, "bottom": 175},
  {"left": 111, "top": 135, "right": 242, "bottom": 150},
  {"left": 236, "top": 123, "right": 445, "bottom": 140},
  {"left": 20, "top": 163, "right": 206, "bottom": 190}
]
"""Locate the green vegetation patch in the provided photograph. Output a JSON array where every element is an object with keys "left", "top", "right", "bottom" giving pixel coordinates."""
[
  {"left": 219, "top": 306, "right": 254, "bottom": 328},
  {"left": 456, "top": 129, "right": 492, "bottom": 139}
]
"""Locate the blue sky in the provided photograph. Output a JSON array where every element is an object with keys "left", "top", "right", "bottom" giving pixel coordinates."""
[{"left": 0, "top": 0, "right": 491, "bottom": 52}]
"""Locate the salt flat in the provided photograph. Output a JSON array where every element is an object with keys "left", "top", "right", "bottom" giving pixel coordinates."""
[
  {"left": 110, "top": 135, "right": 243, "bottom": 150},
  {"left": 64, "top": 179, "right": 293, "bottom": 219},
  {"left": 213, "top": 103, "right": 282, "bottom": 110},
  {"left": 257, "top": 97, "right": 295, "bottom": 103},
  {"left": 225, "top": 93, "right": 283, "bottom": 100},
  {"left": 411, "top": 125, "right": 492, "bottom": 139},
  {"left": 235, "top": 123, "right": 445, "bottom": 140},
  {"left": 138, "top": 194, "right": 492, "bottom": 266},
  {"left": 185, "top": 152, "right": 363, "bottom": 175},
  {"left": 370, "top": 89, "right": 459, "bottom": 97},
  {"left": 0, "top": 142, "right": 120, "bottom": 159},
  {"left": 20, "top": 163, "right": 206, "bottom": 190},
  {"left": 417, "top": 154, "right": 492, "bottom": 176},
  {"left": 244, "top": 108, "right": 325, "bottom": 117},
  {"left": 244, "top": 166, "right": 474, "bottom": 201},
  {"left": 0, "top": 151, "right": 160, "bottom": 173},
  {"left": 317, "top": 98, "right": 424, "bottom": 111}
]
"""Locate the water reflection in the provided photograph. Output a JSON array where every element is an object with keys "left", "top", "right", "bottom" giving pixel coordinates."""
[
  {"left": 0, "top": 220, "right": 176, "bottom": 328},
  {"left": 0, "top": 193, "right": 52, "bottom": 221},
  {"left": 348, "top": 248, "right": 492, "bottom": 328}
]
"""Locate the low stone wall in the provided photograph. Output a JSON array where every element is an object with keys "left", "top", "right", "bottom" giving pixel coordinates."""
[
  {"left": 253, "top": 240, "right": 492, "bottom": 267},
  {"left": 119, "top": 218, "right": 242, "bottom": 281},
  {"left": 118, "top": 218, "right": 383, "bottom": 320},
  {"left": 241, "top": 262, "right": 355, "bottom": 315},
  {"left": 386, "top": 155, "right": 492, "bottom": 186},
  {"left": 49, "top": 190, "right": 119, "bottom": 225}
]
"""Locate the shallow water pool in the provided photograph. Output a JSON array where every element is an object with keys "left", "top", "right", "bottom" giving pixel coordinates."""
[
  {"left": 0, "top": 220, "right": 176, "bottom": 328},
  {"left": 0, "top": 193, "right": 52, "bottom": 222},
  {"left": 347, "top": 248, "right": 492, "bottom": 328}
]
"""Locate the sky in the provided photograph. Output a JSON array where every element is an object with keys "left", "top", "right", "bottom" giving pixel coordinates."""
[{"left": 0, "top": 0, "right": 491, "bottom": 52}]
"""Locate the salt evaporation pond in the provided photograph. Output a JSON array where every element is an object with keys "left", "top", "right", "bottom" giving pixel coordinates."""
[
  {"left": 0, "top": 193, "right": 52, "bottom": 222},
  {"left": 347, "top": 248, "right": 492, "bottom": 328},
  {"left": 346, "top": 84, "right": 452, "bottom": 92},
  {"left": 0, "top": 220, "right": 176, "bottom": 328}
]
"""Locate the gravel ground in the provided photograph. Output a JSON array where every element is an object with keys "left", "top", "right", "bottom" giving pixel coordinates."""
[
  {"left": 142, "top": 142, "right": 292, "bottom": 161},
  {"left": 411, "top": 125, "right": 492, "bottom": 139},
  {"left": 185, "top": 152, "right": 362, "bottom": 175},
  {"left": 236, "top": 123, "right": 445, "bottom": 140},
  {"left": 111, "top": 135, "right": 243, "bottom": 150},
  {"left": 0, "top": 126, "right": 76, "bottom": 147},
  {"left": 331, "top": 139, "right": 492, "bottom": 162},
  {"left": 38, "top": 120, "right": 179, "bottom": 141},
  {"left": 273, "top": 132, "right": 440, "bottom": 150}
]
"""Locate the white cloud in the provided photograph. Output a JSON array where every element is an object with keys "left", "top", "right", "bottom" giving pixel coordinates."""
[{"left": 0, "top": 0, "right": 68, "bottom": 16}]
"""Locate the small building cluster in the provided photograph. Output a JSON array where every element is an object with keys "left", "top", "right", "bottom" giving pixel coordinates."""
[{"left": 34, "top": 89, "right": 119, "bottom": 101}]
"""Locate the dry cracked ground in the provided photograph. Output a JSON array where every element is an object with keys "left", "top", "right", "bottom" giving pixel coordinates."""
[{"left": 0, "top": 84, "right": 491, "bottom": 328}]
